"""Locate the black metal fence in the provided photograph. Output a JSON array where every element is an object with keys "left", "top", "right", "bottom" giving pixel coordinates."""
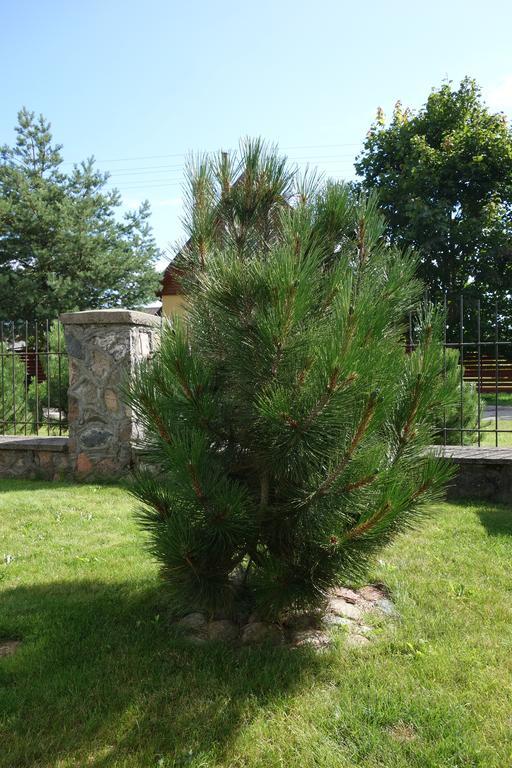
[
  {"left": 409, "top": 294, "right": 512, "bottom": 448},
  {"left": 0, "top": 301, "right": 511, "bottom": 446},
  {"left": 0, "top": 320, "right": 68, "bottom": 436}
]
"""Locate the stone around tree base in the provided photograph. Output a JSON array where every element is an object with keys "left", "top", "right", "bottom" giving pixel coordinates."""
[
  {"left": 241, "top": 622, "right": 284, "bottom": 646},
  {"left": 176, "top": 612, "right": 208, "bottom": 634},
  {"left": 287, "top": 629, "right": 331, "bottom": 649},
  {"left": 172, "top": 583, "right": 395, "bottom": 650},
  {"left": 208, "top": 620, "right": 239, "bottom": 643}
]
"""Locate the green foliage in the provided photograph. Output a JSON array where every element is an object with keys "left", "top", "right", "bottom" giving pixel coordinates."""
[
  {"left": 355, "top": 78, "right": 512, "bottom": 301},
  {"left": 129, "top": 141, "right": 458, "bottom": 619},
  {"left": 432, "top": 349, "right": 479, "bottom": 445},
  {"left": 0, "top": 108, "right": 160, "bottom": 320},
  {"left": 0, "top": 343, "right": 32, "bottom": 433},
  {"left": 27, "top": 321, "right": 69, "bottom": 428}
]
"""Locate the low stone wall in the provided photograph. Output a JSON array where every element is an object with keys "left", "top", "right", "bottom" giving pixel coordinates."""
[
  {"left": 0, "top": 436, "right": 70, "bottom": 480},
  {"left": 442, "top": 446, "right": 512, "bottom": 504},
  {"left": 0, "top": 438, "right": 510, "bottom": 505}
]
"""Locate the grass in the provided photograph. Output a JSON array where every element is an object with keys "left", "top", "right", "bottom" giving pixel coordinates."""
[
  {"left": 480, "top": 392, "right": 512, "bottom": 407},
  {"left": 477, "top": 418, "right": 512, "bottom": 447},
  {"left": 1, "top": 481, "right": 511, "bottom": 768}
]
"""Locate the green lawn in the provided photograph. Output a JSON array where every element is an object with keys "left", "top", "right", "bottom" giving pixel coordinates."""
[
  {"left": 478, "top": 418, "right": 512, "bottom": 447},
  {"left": 481, "top": 392, "right": 512, "bottom": 407},
  {"left": 1, "top": 482, "right": 511, "bottom": 768}
]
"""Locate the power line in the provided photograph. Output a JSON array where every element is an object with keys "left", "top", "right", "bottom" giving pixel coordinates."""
[
  {"left": 109, "top": 170, "right": 358, "bottom": 191},
  {"left": 105, "top": 154, "right": 358, "bottom": 178},
  {"left": 60, "top": 142, "right": 361, "bottom": 166}
]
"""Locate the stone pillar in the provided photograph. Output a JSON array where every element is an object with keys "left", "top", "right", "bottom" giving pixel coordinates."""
[{"left": 60, "top": 309, "right": 161, "bottom": 477}]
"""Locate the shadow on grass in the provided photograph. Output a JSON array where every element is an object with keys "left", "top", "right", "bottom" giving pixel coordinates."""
[
  {"left": 0, "top": 579, "right": 326, "bottom": 768},
  {"left": 477, "top": 505, "right": 512, "bottom": 537}
]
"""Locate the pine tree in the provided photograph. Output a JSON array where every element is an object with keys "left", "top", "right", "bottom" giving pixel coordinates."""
[
  {"left": 0, "top": 108, "right": 160, "bottom": 319},
  {"left": 129, "top": 141, "right": 457, "bottom": 619}
]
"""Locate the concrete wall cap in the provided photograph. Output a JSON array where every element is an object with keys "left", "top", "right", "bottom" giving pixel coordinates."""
[
  {"left": 60, "top": 309, "right": 162, "bottom": 327},
  {"left": 428, "top": 445, "right": 512, "bottom": 465},
  {"left": 0, "top": 436, "right": 69, "bottom": 452}
]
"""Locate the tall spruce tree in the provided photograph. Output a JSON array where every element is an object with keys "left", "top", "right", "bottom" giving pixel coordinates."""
[
  {"left": 129, "top": 141, "right": 457, "bottom": 619},
  {"left": 0, "top": 108, "right": 160, "bottom": 319}
]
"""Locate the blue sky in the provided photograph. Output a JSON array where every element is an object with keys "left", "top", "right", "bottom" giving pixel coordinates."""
[{"left": 2, "top": 0, "right": 512, "bottom": 270}]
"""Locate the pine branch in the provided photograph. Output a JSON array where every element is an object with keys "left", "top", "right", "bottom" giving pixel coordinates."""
[
  {"left": 187, "top": 462, "right": 205, "bottom": 501},
  {"left": 301, "top": 370, "right": 357, "bottom": 431},
  {"left": 399, "top": 374, "right": 422, "bottom": 446},
  {"left": 340, "top": 470, "right": 378, "bottom": 494},
  {"left": 270, "top": 282, "right": 297, "bottom": 378},
  {"left": 306, "top": 393, "right": 378, "bottom": 504},
  {"left": 260, "top": 470, "right": 270, "bottom": 511},
  {"left": 174, "top": 359, "right": 194, "bottom": 400},
  {"left": 137, "top": 391, "right": 173, "bottom": 444},
  {"left": 344, "top": 501, "right": 391, "bottom": 540}
]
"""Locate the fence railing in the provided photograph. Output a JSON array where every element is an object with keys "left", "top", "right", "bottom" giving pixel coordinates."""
[
  {"left": 0, "top": 300, "right": 511, "bottom": 446},
  {"left": 409, "top": 294, "right": 512, "bottom": 448},
  {"left": 0, "top": 320, "right": 68, "bottom": 436}
]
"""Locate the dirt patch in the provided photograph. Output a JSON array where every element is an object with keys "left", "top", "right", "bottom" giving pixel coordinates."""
[
  {"left": 386, "top": 722, "right": 418, "bottom": 742},
  {"left": 0, "top": 639, "right": 21, "bottom": 658}
]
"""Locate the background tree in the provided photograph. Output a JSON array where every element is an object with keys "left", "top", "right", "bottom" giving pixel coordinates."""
[
  {"left": 355, "top": 79, "right": 512, "bottom": 310},
  {"left": 0, "top": 108, "right": 160, "bottom": 320},
  {"left": 129, "top": 142, "right": 457, "bottom": 619}
]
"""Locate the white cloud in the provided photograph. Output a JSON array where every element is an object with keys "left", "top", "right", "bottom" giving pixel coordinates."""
[{"left": 486, "top": 75, "right": 512, "bottom": 114}]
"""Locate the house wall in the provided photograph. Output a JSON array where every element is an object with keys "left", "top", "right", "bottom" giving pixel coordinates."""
[{"left": 162, "top": 294, "right": 186, "bottom": 318}]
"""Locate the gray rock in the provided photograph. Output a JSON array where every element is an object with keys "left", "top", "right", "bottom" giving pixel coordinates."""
[
  {"left": 186, "top": 634, "right": 208, "bottom": 646},
  {"left": 208, "top": 620, "right": 239, "bottom": 643},
  {"left": 358, "top": 585, "right": 387, "bottom": 602},
  {"left": 64, "top": 333, "right": 83, "bottom": 359},
  {"left": 282, "top": 611, "right": 320, "bottom": 630},
  {"left": 241, "top": 622, "right": 283, "bottom": 646},
  {"left": 332, "top": 586, "right": 361, "bottom": 603},
  {"left": 81, "top": 428, "right": 113, "bottom": 448},
  {"left": 375, "top": 597, "right": 397, "bottom": 616},
  {"left": 321, "top": 613, "right": 355, "bottom": 627},
  {"left": 289, "top": 629, "right": 331, "bottom": 649},
  {"left": 328, "top": 597, "right": 363, "bottom": 620},
  {"left": 177, "top": 612, "right": 207, "bottom": 634}
]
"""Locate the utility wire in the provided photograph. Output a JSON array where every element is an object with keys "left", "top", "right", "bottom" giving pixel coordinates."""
[{"left": 60, "top": 142, "right": 361, "bottom": 166}]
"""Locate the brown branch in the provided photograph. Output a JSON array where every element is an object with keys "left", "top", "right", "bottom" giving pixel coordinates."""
[
  {"left": 270, "top": 283, "right": 297, "bottom": 378},
  {"left": 187, "top": 462, "right": 205, "bottom": 501},
  {"left": 260, "top": 470, "right": 269, "bottom": 512},
  {"left": 184, "top": 553, "right": 200, "bottom": 580},
  {"left": 307, "top": 394, "right": 377, "bottom": 504},
  {"left": 340, "top": 471, "right": 378, "bottom": 494},
  {"left": 399, "top": 375, "right": 422, "bottom": 447},
  {"left": 301, "top": 370, "right": 358, "bottom": 432},
  {"left": 410, "top": 479, "right": 431, "bottom": 501},
  {"left": 282, "top": 370, "right": 358, "bottom": 434},
  {"left": 344, "top": 501, "right": 391, "bottom": 540},
  {"left": 174, "top": 360, "right": 193, "bottom": 400},
  {"left": 138, "top": 392, "right": 173, "bottom": 444}
]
